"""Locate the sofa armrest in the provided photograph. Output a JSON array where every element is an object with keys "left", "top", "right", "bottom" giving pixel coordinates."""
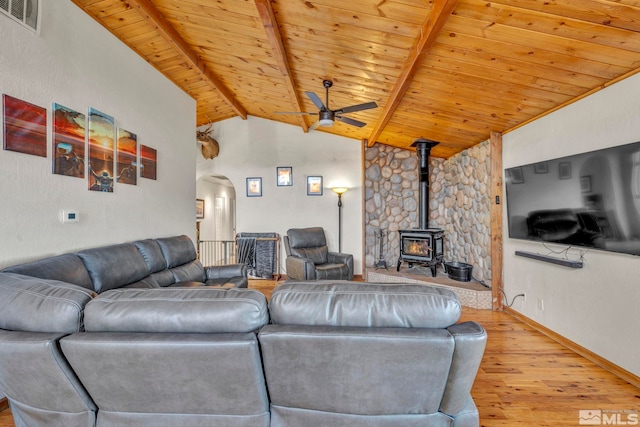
[
  {"left": 285, "top": 256, "right": 316, "bottom": 280},
  {"left": 205, "top": 263, "right": 247, "bottom": 280},
  {"left": 440, "top": 321, "right": 487, "bottom": 417},
  {"left": 327, "top": 252, "right": 354, "bottom": 280}
]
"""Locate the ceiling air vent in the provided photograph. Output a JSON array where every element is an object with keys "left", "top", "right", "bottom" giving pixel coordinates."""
[{"left": 0, "top": 0, "right": 39, "bottom": 31}]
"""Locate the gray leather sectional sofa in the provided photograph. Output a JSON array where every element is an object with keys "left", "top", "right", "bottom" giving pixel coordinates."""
[
  {"left": 1, "top": 234, "right": 248, "bottom": 291},
  {"left": 0, "top": 237, "right": 487, "bottom": 427}
]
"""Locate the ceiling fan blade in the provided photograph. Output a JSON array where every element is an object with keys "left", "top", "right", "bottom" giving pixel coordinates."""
[
  {"left": 305, "top": 91, "right": 326, "bottom": 110},
  {"left": 335, "top": 101, "right": 378, "bottom": 114},
  {"left": 336, "top": 115, "right": 367, "bottom": 128},
  {"left": 310, "top": 120, "right": 321, "bottom": 130},
  {"left": 275, "top": 111, "right": 318, "bottom": 115}
]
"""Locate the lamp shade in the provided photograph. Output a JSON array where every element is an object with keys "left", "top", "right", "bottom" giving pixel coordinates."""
[{"left": 331, "top": 187, "right": 348, "bottom": 195}]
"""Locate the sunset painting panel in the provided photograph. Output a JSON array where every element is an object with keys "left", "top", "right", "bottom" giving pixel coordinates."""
[
  {"left": 140, "top": 144, "right": 157, "bottom": 180},
  {"left": 88, "top": 108, "right": 115, "bottom": 192},
  {"left": 116, "top": 128, "right": 137, "bottom": 185},
  {"left": 53, "top": 103, "right": 86, "bottom": 178},
  {"left": 3, "top": 94, "right": 47, "bottom": 157}
]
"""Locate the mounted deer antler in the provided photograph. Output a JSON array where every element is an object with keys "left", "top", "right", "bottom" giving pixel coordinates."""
[{"left": 196, "top": 123, "right": 220, "bottom": 159}]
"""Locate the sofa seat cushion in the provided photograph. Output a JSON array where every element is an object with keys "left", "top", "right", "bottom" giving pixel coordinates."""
[
  {"left": 314, "top": 263, "right": 350, "bottom": 280},
  {"left": 2, "top": 253, "right": 94, "bottom": 290},
  {"left": 169, "top": 281, "right": 206, "bottom": 288},
  {"left": 77, "top": 243, "right": 150, "bottom": 293},
  {"left": 269, "top": 282, "right": 461, "bottom": 328},
  {"left": 0, "top": 273, "right": 95, "bottom": 333},
  {"left": 84, "top": 288, "right": 269, "bottom": 333},
  {"left": 156, "top": 235, "right": 197, "bottom": 268},
  {"left": 205, "top": 277, "right": 249, "bottom": 288}
]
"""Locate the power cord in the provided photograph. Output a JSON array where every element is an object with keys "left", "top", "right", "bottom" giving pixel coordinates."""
[
  {"left": 501, "top": 289, "right": 525, "bottom": 307},
  {"left": 541, "top": 242, "right": 589, "bottom": 263}
]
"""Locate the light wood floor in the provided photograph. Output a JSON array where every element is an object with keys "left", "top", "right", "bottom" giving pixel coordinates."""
[{"left": 0, "top": 280, "right": 638, "bottom": 426}]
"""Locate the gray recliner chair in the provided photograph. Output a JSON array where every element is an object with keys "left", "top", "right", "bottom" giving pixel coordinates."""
[{"left": 283, "top": 227, "right": 354, "bottom": 281}]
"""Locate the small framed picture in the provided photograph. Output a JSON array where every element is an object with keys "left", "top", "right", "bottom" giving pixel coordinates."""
[
  {"left": 307, "top": 176, "right": 323, "bottom": 196},
  {"left": 580, "top": 175, "right": 592, "bottom": 193},
  {"left": 196, "top": 199, "right": 205, "bottom": 219},
  {"left": 559, "top": 162, "right": 572, "bottom": 180},
  {"left": 277, "top": 166, "right": 293, "bottom": 186},
  {"left": 246, "top": 177, "right": 262, "bottom": 197},
  {"left": 534, "top": 161, "right": 548, "bottom": 174},
  {"left": 509, "top": 167, "right": 524, "bottom": 184}
]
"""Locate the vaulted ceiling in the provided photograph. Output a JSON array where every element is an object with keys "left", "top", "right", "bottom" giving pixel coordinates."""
[{"left": 71, "top": 0, "right": 640, "bottom": 158}]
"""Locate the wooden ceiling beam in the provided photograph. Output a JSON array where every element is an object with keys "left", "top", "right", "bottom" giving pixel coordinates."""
[
  {"left": 127, "top": 0, "right": 247, "bottom": 120},
  {"left": 367, "top": 0, "right": 459, "bottom": 147},
  {"left": 254, "top": 0, "right": 309, "bottom": 132}
]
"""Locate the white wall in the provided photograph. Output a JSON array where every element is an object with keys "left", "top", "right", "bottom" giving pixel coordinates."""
[
  {"left": 0, "top": 2, "right": 196, "bottom": 268},
  {"left": 503, "top": 74, "right": 640, "bottom": 376},
  {"left": 197, "top": 116, "right": 363, "bottom": 274}
]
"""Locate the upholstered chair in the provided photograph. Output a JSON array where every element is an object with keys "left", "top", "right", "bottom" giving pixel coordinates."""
[{"left": 283, "top": 227, "right": 354, "bottom": 281}]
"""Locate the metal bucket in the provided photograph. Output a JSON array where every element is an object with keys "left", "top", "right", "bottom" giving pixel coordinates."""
[{"left": 444, "top": 262, "right": 472, "bottom": 282}]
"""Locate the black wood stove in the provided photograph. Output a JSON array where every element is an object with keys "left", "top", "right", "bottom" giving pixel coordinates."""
[
  {"left": 396, "top": 139, "right": 444, "bottom": 277},
  {"left": 397, "top": 228, "right": 444, "bottom": 276}
]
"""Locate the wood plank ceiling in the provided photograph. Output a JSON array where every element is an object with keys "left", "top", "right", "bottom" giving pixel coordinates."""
[{"left": 71, "top": 0, "right": 640, "bottom": 158}]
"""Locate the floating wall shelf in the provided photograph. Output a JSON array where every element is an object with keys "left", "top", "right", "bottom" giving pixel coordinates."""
[{"left": 515, "top": 251, "right": 583, "bottom": 269}]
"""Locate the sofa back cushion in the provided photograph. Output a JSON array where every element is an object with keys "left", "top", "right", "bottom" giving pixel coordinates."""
[
  {"left": 261, "top": 282, "right": 465, "bottom": 425},
  {"left": 0, "top": 273, "right": 95, "bottom": 333},
  {"left": 287, "top": 227, "right": 329, "bottom": 264},
  {"left": 269, "top": 282, "right": 461, "bottom": 328},
  {"left": 259, "top": 324, "right": 455, "bottom": 424},
  {"left": 2, "top": 253, "right": 94, "bottom": 290},
  {"left": 156, "top": 235, "right": 197, "bottom": 268},
  {"left": 132, "top": 239, "right": 166, "bottom": 273},
  {"left": 77, "top": 243, "right": 149, "bottom": 293},
  {"left": 84, "top": 288, "right": 269, "bottom": 333}
]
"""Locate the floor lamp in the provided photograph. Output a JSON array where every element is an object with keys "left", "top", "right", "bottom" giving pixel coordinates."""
[{"left": 331, "top": 187, "right": 348, "bottom": 253}]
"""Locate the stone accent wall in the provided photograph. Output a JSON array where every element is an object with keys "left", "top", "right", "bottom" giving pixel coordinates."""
[{"left": 364, "top": 141, "right": 492, "bottom": 284}]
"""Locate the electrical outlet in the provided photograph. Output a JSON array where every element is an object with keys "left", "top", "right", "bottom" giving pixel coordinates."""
[{"left": 537, "top": 298, "right": 544, "bottom": 311}]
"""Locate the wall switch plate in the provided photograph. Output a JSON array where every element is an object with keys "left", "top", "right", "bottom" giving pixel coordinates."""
[
  {"left": 537, "top": 298, "right": 544, "bottom": 311},
  {"left": 61, "top": 210, "right": 79, "bottom": 223}
]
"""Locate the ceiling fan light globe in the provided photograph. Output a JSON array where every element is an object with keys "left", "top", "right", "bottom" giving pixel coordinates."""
[{"left": 318, "top": 110, "right": 334, "bottom": 127}]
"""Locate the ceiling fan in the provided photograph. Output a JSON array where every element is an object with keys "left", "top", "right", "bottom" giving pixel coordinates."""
[{"left": 276, "top": 80, "right": 378, "bottom": 129}]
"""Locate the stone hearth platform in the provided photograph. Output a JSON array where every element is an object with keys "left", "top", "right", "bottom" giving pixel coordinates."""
[{"left": 366, "top": 266, "right": 492, "bottom": 310}]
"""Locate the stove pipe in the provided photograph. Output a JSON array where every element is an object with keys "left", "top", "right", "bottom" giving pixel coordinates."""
[{"left": 411, "top": 138, "right": 440, "bottom": 230}]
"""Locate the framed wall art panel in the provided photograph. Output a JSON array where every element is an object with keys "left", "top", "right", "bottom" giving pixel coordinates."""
[
  {"left": 52, "top": 103, "right": 86, "bottom": 178},
  {"left": 3, "top": 94, "right": 47, "bottom": 157},
  {"left": 88, "top": 108, "right": 115, "bottom": 192}
]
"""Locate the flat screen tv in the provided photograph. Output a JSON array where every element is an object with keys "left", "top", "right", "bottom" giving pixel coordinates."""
[{"left": 505, "top": 141, "right": 640, "bottom": 256}]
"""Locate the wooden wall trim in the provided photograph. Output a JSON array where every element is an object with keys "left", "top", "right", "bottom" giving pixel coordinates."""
[
  {"left": 490, "top": 132, "right": 504, "bottom": 311},
  {"left": 505, "top": 307, "right": 640, "bottom": 389},
  {"left": 361, "top": 139, "right": 368, "bottom": 282}
]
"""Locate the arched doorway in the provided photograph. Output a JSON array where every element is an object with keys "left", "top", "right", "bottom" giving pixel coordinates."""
[{"left": 196, "top": 175, "right": 236, "bottom": 265}]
